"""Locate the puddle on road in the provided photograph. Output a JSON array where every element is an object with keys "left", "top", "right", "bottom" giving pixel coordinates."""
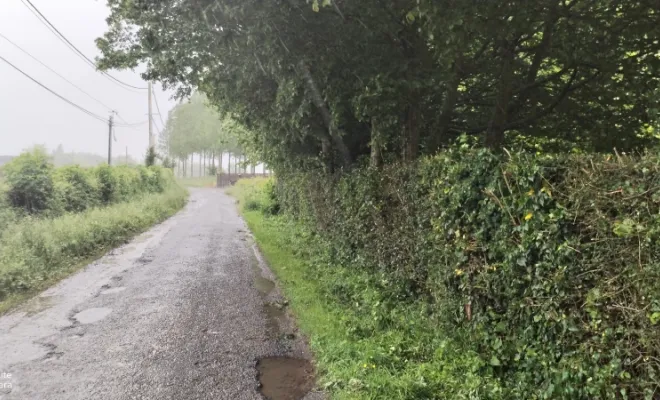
[
  {"left": 22, "top": 295, "right": 60, "bottom": 316},
  {"left": 264, "top": 303, "right": 285, "bottom": 336},
  {"left": 101, "top": 287, "right": 126, "bottom": 295},
  {"left": 257, "top": 357, "right": 314, "bottom": 400},
  {"left": 255, "top": 275, "right": 275, "bottom": 295},
  {"left": 252, "top": 259, "right": 275, "bottom": 295},
  {"left": 73, "top": 308, "right": 112, "bottom": 324}
]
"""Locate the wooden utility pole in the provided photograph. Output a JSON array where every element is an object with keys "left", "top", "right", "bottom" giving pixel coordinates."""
[
  {"left": 148, "top": 82, "right": 154, "bottom": 151},
  {"left": 108, "top": 114, "right": 114, "bottom": 165},
  {"left": 125, "top": 146, "right": 128, "bottom": 165}
]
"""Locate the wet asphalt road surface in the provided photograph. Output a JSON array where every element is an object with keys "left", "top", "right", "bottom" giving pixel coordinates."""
[{"left": 0, "top": 189, "right": 320, "bottom": 400}]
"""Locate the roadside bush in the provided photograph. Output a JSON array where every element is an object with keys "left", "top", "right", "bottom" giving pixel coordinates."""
[
  {"left": 138, "top": 165, "right": 167, "bottom": 193},
  {"left": 2, "top": 149, "right": 175, "bottom": 217},
  {"left": 95, "top": 164, "right": 117, "bottom": 204},
  {"left": 2, "top": 148, "right": 54, "bottom": 213},
  {"left": 0, "top": 204, "right": 18, "bottom": 234},
  {"left": 276, "top": 148, "right": 660, "bottom": 399},
  {"left": 0, "top": 179, "right": 18, "bottom": 232},
  {"left": 0, "top": 183, "right": 187, "bottom": 301},
  {"left": 229, "top": 177, "right": 279, "bottom": 215},
  {"left": 53, "top": 166, "right": 100, "bottom": 213}
]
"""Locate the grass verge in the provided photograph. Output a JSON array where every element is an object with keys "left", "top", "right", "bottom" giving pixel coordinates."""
[
  {"left": 229, "top": 179, "right": 490, "bottom": 400},
  {"left": 0, "top": 184, "right": 188, "bottom": 313},
  {"left": 176, "top": 176, "right": 217, "bottom": 188}
]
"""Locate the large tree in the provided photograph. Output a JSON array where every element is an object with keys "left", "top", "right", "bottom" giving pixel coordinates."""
[{"left": 98, "top": 0, "right": 660, "bottom": 171}]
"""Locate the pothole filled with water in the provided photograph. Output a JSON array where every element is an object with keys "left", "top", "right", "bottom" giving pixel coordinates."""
[
  {"left": 264, "top": 303, "right": 285, "bottom": 337},
  {"left": 252, "top": 260, "right": 275, "bottom": 295},
  {"left": 255, "top": 275, "right": 275, "bottom": 295},
  {"left": 73, "top": 308, "right": 112, "bottom": 324},
  {"left": 257, "top": 357, "right": 314, "bottom": 400}
]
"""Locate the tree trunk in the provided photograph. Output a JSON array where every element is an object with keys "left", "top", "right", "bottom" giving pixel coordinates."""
[
  {"left": 370, "top": 119, "right": 383, "bottom": 168},
  {"left": 190, "top": 154, "right": 194, "bottom": 178},
  {"left": 211, "top": 152, "right": 215, "bottom": 173},
  {"left": 299, "top": 61, "right": 352, "bottom": 167},
  {"left": 486, "top": 42, "right": 516, "bottom": 149},
  {"left": 402, "top": 102, "right": 420, "bottom": 162},
  {"left": 434, "top": 53, "right": 464, "bottom": 151},
  {"left": 509, "top": 4, "right": 558, "bottom": 120},
  {"left": 219, "top": 152, "right": 223, "bottom": 174}
]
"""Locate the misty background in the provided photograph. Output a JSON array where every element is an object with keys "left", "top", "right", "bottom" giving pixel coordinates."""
[{"left": 0, "top": 0, "right": 176, "bottom": 163}]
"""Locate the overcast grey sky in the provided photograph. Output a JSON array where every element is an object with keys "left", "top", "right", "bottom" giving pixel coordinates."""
[{"left": 0, "top": 0, "right": 175, "bottom": 159}]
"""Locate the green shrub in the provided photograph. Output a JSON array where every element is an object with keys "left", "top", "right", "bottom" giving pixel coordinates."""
[
  {"left": 275, "top": 148, "right": 660, "bottom": 399},
  {"left": 94, "top": 164, "right": 117, "bottom": 204},
  {"left": 0, "top": 184, "right": 187, "bottom": 301},
  {"left": 138, "top": 166, "right": 167, "bottom": 193},
  {"left": 2, "top": 148, "right": 54, "bottom": 213},
  {"left": 53, "top": 166, "right": 100, "bottom": 213},
  {"left": 145, "top": 147, "right": 157, "bottom": 167}
]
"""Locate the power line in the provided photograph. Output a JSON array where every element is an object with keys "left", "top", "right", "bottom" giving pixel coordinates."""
[
  {"left": 116, "top": 120, "right": 148, "bottom": 128},
  {"left": 0, "top": 31, "right": 148, "bottom": 127},
  {"left": 0, "top": 54, "right": 108, "bottom": 124},
  {"left": 19, "top": 0, "right": 147, "bottom": 91},
  {"left": 0, "top": 31, "right": 116, "bottom": 112}
]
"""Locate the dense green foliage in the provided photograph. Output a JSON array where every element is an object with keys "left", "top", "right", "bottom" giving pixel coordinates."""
[
  {"left": 0, "top": 183, "right": 186, "bottom": 305},
  {"left": 54, "top": 166, "right": 101, "bottom": 213},
  {"left": 97, "top": 1, "right": 660, "bottom": 398},
  {"left": 0, "top": 150, "right": 187, "bottom": 305},
  {"left": 161, "top": 93, "right": 238, "bottom": 160},
  {"left": 233, "top": 178, "right": 495, "bottom": 399},
  {"left": 244, "top": 147, "right": 660, "bottom": 399},
  {"left": 1, "top": 149, "right": 171, "bottom": 216},
  {"left": 159, "top": 93, "right": 252, "bottom": 177},
  {"left": 99, "top": 0, "right": 660, "bottom": 170},
  {"left": 3, "top": 148, "right": 55, "bottom": 213}
]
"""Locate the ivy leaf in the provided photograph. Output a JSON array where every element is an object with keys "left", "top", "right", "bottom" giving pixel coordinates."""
[
  {"left": 649, "top": 312, "right": 660, "bottom": 325},
  {"left": 406, "top": 11, "right": 415, "bottom": 23},
  {"left": 312, "top": 0, "right": 320, "bottom": 12},
  {"left": 490, "top": 356, "right": 501, "bottom": 366}
]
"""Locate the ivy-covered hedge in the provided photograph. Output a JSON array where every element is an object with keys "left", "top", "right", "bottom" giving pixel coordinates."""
[{"left": 277, "top": 148, "right": 660, "bottom": 399}]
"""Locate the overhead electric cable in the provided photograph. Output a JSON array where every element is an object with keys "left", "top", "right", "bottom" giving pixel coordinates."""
[
  {"left": 0, "top": 31, "right": 117, "bottom": 111},
  {"left": 19, "top": 0, "right": 147, "bottom": 91},
  {"left": 0, "top": 54, "right": 108, "bottom": 124}
]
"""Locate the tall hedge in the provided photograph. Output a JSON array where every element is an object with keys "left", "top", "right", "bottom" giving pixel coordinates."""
[
  {"left": 1, "top": 150, "right": 171, "bottom": 216},
  {"left": 277, "top": 148, "right": 660, "bottom": 399}
]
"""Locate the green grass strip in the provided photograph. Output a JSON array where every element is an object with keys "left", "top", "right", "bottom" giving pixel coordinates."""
[
  {"left": 0, "top": 184, "right": 188, "bottom": 312},
  {"left": 230, "top": 179, "right": 492, "bottom": 400}
]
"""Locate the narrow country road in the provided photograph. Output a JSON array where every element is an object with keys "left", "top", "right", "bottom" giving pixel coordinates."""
[{"left": 0, "top": 189, "right": 319, "bottom": 400}]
